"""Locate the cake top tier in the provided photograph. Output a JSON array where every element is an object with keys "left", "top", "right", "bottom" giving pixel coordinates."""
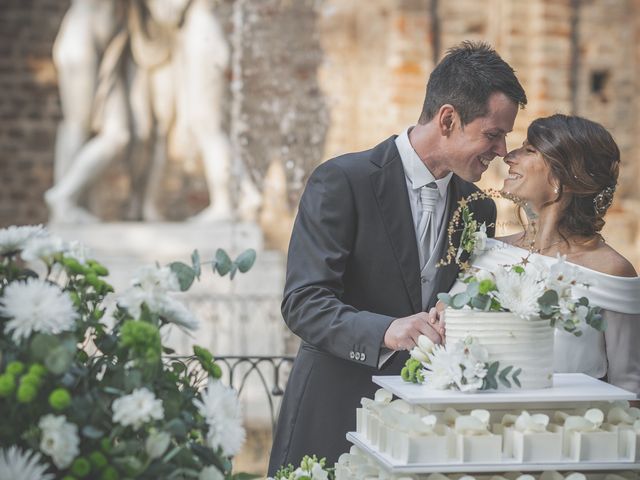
[{"left": 372, "top": 373, "right": 636, "bottom": 406}]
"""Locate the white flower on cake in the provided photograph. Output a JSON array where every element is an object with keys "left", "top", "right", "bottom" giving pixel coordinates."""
[
  {"left": 0, "top": 446, "right": 54, "bottom": 480},
  {"left": 403, "top": 336, "right": 521, "bottom": 392},
  {"left": 38, "top": 414, "right": 79, "bottom": 469},
  {"left": 0, "top": 278, "right": 78, "bottom": 344},
  {"left": 0, "top": 225, "right": 47, "bottom": 255},
  {"left": 493, "top": 266, "right": 546, "bottom": 319},
  {"left": 112, "top": 387, "right": 164, "bottom": 430},
  {"left": 193, "top": 380, "right": 245, "bottom": 457}
]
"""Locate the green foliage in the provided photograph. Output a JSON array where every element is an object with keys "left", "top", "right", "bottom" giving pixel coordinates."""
[
  {"left": 0, "top": 226, "right": 258, "bottom": 478},
  {"left": 401, "top": 358, "right": 424, "bottom": 384},
  {"left": 274, "top": 455, "right": 334, "bottom": 480},
  {"left": 481, "top": 362, "right": 522, "bottom": 390}
]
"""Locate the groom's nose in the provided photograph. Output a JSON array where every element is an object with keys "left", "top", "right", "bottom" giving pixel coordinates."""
[{"left": 494, "top": 137, "right": 508, "bottom": 158}]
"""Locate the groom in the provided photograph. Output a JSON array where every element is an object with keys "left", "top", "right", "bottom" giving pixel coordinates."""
[{"left": 268, "top": 41, "right": 527, "bottom": 473}]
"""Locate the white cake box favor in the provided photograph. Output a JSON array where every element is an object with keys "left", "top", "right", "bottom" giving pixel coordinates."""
[
  {"left": 391, "top": 424, "right": 450, "bottom": 464},
  {"left": 511, "top": 424, "right": 563, "bottom": 462},
  {"left": 452, "top": 410, "right": 502, "bottom": 463},
  {"left": 567, "top": 424, "right": 619, "bottom": 461},
  {"left": 609, "top": 424, "right": 638, "bottom": 461},
  {"left": 502, "top": 412, "right": 563, "bottom": 462}
]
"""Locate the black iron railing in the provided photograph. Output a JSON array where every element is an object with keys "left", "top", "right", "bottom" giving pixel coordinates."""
[{"left": 215, "top": 355, "right": 295, "bottom": 432}]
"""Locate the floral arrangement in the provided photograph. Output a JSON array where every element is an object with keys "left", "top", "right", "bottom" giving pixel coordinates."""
[
  {"left": 0, "top": 225, "right": 257, "bottom": 479},
  {"left": 269, "top": 455, "right": 333, "bottom": 480},
  {"left": 438, "top": 248, "right": 604, "bottom": 336},
  {"left": 402, "top": 335, "right": 521, "bottom": 391},
  {"left": 437, "top": 189, "right": 604, "bottom": 334}
]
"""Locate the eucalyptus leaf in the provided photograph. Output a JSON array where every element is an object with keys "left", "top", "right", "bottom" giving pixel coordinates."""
[
  {"left": 452, "top": 292, "right": 470, "bottom": 309},
  {"left": 229, "top": 264, "right": 238, "bottom": 281},
  {"left": 165, "top": 418, "right": 187, "bottom": 437},
  {"left": 234, "top": 249, "right": 257, "bottom": 273},
  {"left": 437, "top": 293, "right": 452, "bottom": 306},
  {"left": 191, "top": 249, "right": 201, "bottom": 279},
  {"left": 169, "top": 261, "right": 196, "bottom": 291},
  {"left": 466, "top": 281, "right": 480, "bottom": 297},
  {"left": 30, "top": 334, "right": 60, "bottom": 361},
  {"left": 82, "top": 425, "right": 104, "bottom": 439},
  {"left": 214, "top": 249, "right": 232, "bottom": 276},
  {"left": 45, "top": 345, "right": 74, "bottom": 375}
]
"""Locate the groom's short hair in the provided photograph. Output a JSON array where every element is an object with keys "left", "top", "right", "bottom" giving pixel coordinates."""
[{"left": 418, "top": 41, "right": 527, "bottom": 126}]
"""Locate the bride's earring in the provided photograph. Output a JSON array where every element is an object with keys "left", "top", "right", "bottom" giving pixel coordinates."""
[{"left": 553, "top": 185, "right": 559, "bottom": 195}]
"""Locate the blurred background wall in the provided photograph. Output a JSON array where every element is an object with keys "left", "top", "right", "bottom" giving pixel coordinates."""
[{"left": 1, "top": 0, "right": 639, "bottom": 474}]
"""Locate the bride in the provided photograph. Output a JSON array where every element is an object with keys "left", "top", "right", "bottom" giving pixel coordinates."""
[{"left": 434, "top": 114, "right": 640, "bottom": 395}]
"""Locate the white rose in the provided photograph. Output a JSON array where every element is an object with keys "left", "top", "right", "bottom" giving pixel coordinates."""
[
  {"left": 112, "top": 388, "right": 164, "bottom": 430},
  {"left": 38, "top": 415, "right": 79, "bottom": 469}
]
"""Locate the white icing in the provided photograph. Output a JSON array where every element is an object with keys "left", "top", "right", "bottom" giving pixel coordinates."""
[{"left": 444, "top": 308, "right": 555, "bottom": 390}]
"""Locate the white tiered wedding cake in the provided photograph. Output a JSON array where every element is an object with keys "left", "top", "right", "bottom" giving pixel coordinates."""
[{"left": 445, "top": 309, "right": 555, "bottom": 390}]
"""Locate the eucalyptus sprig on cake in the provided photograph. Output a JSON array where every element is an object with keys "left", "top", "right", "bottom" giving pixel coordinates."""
[{"left": 0, "top": 225, "right": 258, "bottom": 479}]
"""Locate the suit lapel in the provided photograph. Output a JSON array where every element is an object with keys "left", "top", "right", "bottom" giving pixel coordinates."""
[{"left": 369, "top": 139, "right": 422, "bottom": 313}]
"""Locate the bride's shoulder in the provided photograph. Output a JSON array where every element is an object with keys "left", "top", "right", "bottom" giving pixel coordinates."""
[{"left": 572, "top": 244, "right": 637, "bottom": 278}]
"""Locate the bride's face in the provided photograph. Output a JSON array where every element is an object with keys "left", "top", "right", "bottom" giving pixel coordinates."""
[{"left": 502, "top": 141, "right": 558, "bottom": 208}]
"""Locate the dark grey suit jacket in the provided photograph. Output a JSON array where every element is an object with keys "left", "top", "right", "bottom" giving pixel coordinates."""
[{"left": 268, "top": 136, "right": 496, "bottom": 474}]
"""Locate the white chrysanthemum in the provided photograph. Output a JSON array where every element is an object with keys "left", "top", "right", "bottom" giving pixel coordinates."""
[
  {"left": 0, "top": 446, "right": 54, "bottom": 480},
  {"left": 38, "top": 414, "right": 80, "bottom": 469},
  {"left": 0, "top": 225, "right": 47, "bottom": 255},
  {"left": 112, "top": 388, "right": 164, "bottom": 430},
  {"left": 423, "top": 344, "right": 461, "bottom": 390},
  {"left": 132, "top": 265, "right": 180, "bottom": 292},
  {"left": 118, "top": 288, "right": 199, "bottom": 330},
  {"left": 199, "top": 465, "right": 225, "bottom": 480},
  {"left": 158, "top": 296, "right": 200, "bottom": 330},
  {"left": 193, "top": 380, "right": 245, "bottom": 457},
  {"left": 20, "top": 235, "right": 67, "bottom": 264},
  {"left": 494, "top": 268, "right": 546, "bottom": 319},
  {"left": 0, "top": 278, "right": 78, "bottom": 344}
]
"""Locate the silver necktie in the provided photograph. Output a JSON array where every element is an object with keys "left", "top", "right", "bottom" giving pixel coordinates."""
[{"left": 417, "top": 182, "right": 439, "bottom": 268}]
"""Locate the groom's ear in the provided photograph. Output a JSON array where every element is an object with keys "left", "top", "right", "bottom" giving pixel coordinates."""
[{"left": 437, "top": 104, "right": 457, "bottom": 136}]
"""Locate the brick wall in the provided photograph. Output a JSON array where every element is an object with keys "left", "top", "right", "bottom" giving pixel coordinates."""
[{"left": 0, "top": 0, "right": 69, "bottom": 227}]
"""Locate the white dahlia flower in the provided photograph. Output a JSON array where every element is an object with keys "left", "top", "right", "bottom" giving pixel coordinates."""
[
  {"left": 193, "top": 380, "right": 245, "bottom": 457},
  {"left": 112, "top": 388, "right": 164, "bottom": 430},
  {"left": 0, "top": 278, "right": 78, "bottom": 344},
  {"left": 38, "top": 415, "right": 80, "bottom": 469},
  {"left": 0, "top": 446, "right": 54, "bottom": 480}
]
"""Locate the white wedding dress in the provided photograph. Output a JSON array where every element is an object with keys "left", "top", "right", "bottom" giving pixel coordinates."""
[{"left": 450, "top": 238, "right": 640, "bottom": 395}]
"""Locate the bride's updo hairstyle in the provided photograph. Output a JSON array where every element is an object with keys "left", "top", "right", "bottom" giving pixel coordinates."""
[{"left": 526, "top": 114, "right": 620, "bottom": 237}]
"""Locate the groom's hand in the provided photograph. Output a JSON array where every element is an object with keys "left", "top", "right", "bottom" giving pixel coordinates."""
[{"left": 383, "top": 313, "right": 443, "bottom": 351}]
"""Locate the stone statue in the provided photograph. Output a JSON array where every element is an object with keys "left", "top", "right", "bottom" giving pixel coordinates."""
[{"left": 46, "top": 0, "right": 239, "bottom": 223}]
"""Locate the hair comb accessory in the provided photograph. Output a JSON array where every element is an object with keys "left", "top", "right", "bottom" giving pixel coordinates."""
[{"left": 593, "top": 185, "right": 616, "bottom": 216}]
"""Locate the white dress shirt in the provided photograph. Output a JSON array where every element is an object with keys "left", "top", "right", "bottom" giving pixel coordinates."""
[{"left": 395, "top": 127, "right": 452, "bottom": 248}]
